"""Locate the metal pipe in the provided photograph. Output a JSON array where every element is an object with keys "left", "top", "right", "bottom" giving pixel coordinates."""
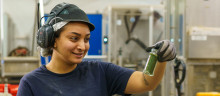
[
  {"left": 149, "top": 6, "right": 154, "bottom": 46},
  {"left": 148, "top": 6, "right": 154, "bottom": 96},
  {"left": 174, "top": 0, "right": 180, "bottom": 54},
  {"left": 31, "top": 2, "right": 39, "bottom": 56},
  {"left": 162, "top": 0, "right": 172, "bottom": 96},
  {"left": 107, "top": 6, "right": 112, "bottom": 62},
  {"left": 39, "top": 0, "right": 45, "bottom": 25},
  {"left": 0, "top": 0, "right": 5, "bottom": 77}
]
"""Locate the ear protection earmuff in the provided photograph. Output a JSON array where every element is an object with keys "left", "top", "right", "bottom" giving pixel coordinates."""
[{"left": 37, "top": 2, "right": 70, "bottom": 48}]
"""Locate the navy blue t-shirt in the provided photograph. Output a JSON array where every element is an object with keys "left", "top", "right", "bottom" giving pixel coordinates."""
[{"left": 17, "top": 61, "right": 135, "bottom": 96}]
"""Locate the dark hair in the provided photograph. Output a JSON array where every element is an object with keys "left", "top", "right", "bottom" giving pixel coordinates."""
[{"left": 47, "top": 25, "right": 66, "bottom": 56}]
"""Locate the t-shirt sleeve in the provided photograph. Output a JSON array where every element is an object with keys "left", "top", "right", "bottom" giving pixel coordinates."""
[
  {"left": 17, "top": 77, "right": 34, "bottom": 96},
  {"left": 103, "top": 62, "right": 135, "bottom": 95}
]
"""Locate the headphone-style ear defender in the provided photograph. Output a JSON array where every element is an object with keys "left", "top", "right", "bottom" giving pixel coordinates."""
[{"left": 37, "top": 2, "right": 69, "bottom": 48}]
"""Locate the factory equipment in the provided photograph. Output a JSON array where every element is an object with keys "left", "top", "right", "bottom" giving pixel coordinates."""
[
  {"left": 188, "top": 27, "right": 220, "bottom": 59},
  {"left": 102, "top": 4, "right": 164, "bottom": 64},
  {"left": 186, "top": 27, "right": 220, "bottom": 96},
  {"left": 103, "top": 4, "right": 166, "bottom": 96},
  {"left": 0, "top": 0, "right": 40, "bottom": 83},
  {"left": 185, "top": 1, "right": 220, "bottom": 94},
  {"left": 163, "top": 0, "right": 220, "bottom": 95},
  {"left": 2, "top": 57, "right": 39, "bottom": 77}
]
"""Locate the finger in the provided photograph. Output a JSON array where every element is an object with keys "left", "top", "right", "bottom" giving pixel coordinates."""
[
  {"left": 154, "top": 41, "right": 163, "bottom": 49},
  {"left": 166, "top": 47, "right": 176, "bottom": 61},
  {"left": 162, "top": 42, "right": 173, "bottom": 58},
  {"left": 159, "top": 40, "right": 169, "bottom": 52},
  {"left": 167, "top": 53, "right": 176, "bottom": 61},
  {"left": 170, "top": 43, "right": 176, "bottom": 57},
  {"left": 163, "top": 47, "right": 175, "bottom": 61},
  {"left": 171, "top": 47, "right": 176, "bottom": 59}
]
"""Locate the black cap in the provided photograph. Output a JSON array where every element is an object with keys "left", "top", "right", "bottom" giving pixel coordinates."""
[{"left": 46, "top": 3, "right": 95, "bottom": 31}]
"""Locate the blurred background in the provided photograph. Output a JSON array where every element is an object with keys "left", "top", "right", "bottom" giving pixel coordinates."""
[{"left": 0, "top": 0, "right": 220, "bottom": 96}]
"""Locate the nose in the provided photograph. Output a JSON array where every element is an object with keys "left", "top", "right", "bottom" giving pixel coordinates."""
[{"left": 77, "top": 40, "right": 86, "bottom": 52}]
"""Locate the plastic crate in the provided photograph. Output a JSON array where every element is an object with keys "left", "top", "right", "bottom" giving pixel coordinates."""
[
  {"left": 196, "top": 92, "right": 220, "bottom": 96},
  {"left": 0, "top": 84, "right": 18, "bottom": 96}
]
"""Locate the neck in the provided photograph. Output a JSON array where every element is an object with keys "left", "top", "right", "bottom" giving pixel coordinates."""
[{"left": 46, "top": 55, "right": 78, "bottom": 74}]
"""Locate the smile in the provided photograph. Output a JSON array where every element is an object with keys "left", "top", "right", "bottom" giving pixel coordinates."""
[{"left": 72, "top": 52, "right": 84, "bottom": 57}]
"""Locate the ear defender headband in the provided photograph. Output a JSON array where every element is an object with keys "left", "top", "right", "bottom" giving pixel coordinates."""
[{"left": 37, "top": 2, "right": 70, "bottom": 48}]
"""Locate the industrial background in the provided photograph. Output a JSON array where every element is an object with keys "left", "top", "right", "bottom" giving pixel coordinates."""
[{"left": 0, "top": 0, "right": 220, "bottom": 96}]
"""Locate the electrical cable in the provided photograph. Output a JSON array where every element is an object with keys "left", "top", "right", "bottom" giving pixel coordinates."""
[
  {"left": 124, "top": 11, "right": 163, "bottom": 53},
  {"left": 174, "top": 58, "right": 186, "bottom": 96},
  {"left": 124, "top": 11, "right": 141, "bottom": 44},
  {"left": 124, "top": 11, "right": 130, "bottom": 39},
  {"left": 124, "top": 11, "right": 161, "bottom": 52}
]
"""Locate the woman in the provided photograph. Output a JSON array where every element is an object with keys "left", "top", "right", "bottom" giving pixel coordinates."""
[{"left": 17, "top": 2, "right": 176, "bottom": 96}]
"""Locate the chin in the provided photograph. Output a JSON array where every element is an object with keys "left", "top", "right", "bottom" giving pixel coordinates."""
[{"left": 71, "top": 59, "right": 83, "bottom": 64}]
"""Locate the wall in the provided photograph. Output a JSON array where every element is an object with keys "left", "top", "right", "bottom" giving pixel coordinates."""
[{"left": 186, "top": 0, "right": 220, "bottom": 28}]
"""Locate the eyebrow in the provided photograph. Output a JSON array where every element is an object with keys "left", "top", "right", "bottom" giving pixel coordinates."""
[{"left": 70, "top": 32, "right": 90, "bottom": 36}]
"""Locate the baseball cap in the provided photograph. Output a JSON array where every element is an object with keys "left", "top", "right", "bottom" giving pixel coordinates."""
[{"left": 46, "top": 2, "right": 95, "bottom": 31}]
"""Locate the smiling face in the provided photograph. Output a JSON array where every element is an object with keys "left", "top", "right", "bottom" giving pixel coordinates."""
[{"left": 52, "top": 22, "right": 90, "bottom": 65}]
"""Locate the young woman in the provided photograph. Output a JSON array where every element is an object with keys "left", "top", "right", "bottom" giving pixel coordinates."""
[{"left": 17, "top": 2, "right": 176, "bottom": 96}]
